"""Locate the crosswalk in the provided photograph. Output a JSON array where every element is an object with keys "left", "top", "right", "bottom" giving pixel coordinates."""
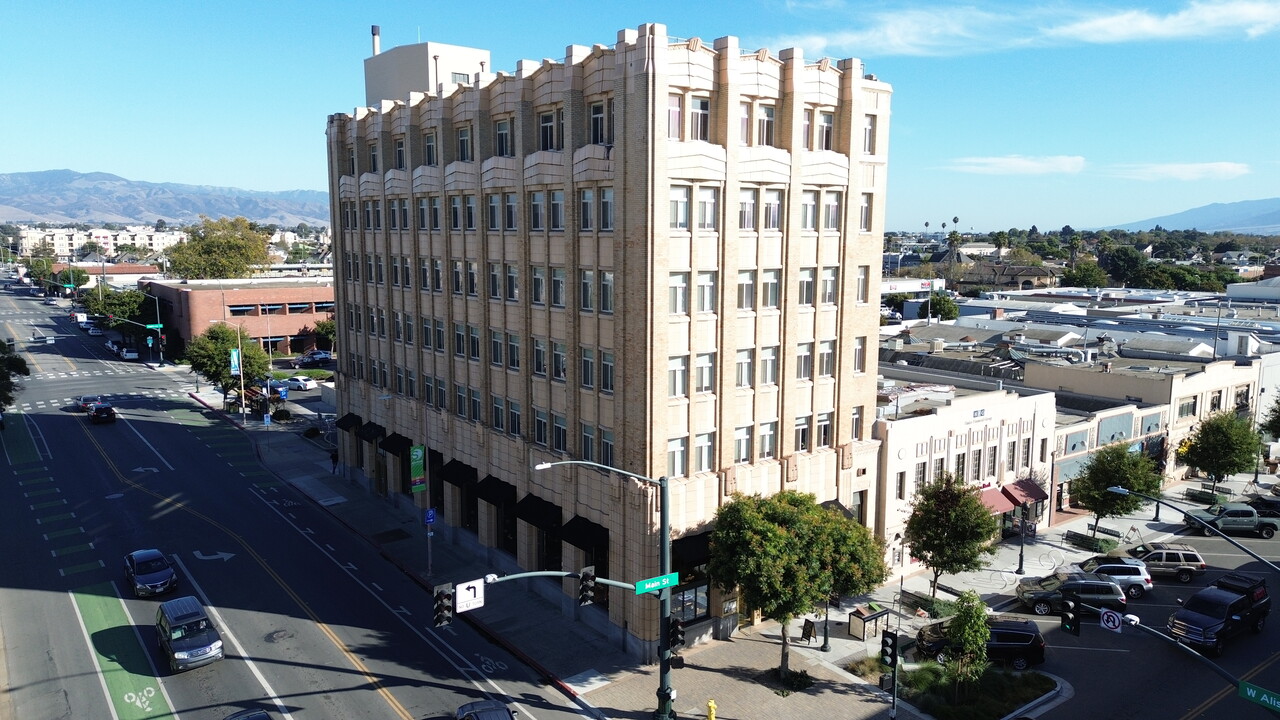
[
  {"left": 27, "top": 366, "right": 153, "bottom": 380},
  {"left": 18, "top": 388, "right": 190, "bottom": 412}
]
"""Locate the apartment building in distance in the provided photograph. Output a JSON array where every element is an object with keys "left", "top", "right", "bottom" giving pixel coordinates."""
[{"left": 326, "top": 23, "right": 891, "bottom": 658}]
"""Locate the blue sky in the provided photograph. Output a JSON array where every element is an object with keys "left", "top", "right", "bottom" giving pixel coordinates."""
[{"left": 3, "top": 0, "right": 1278, "bottom": 232}]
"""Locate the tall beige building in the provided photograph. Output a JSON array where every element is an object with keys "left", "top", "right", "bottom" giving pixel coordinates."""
[{"left": 326, "top": 23, "right": 890, "bottom": 658}]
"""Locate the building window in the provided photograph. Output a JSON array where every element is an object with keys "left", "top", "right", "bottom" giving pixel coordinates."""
[
  {"left": 802, "top": 109, "right": 813, "bottom": 150},
  {"left": 504, "top": 193, "right": 518, "bottom": 230},
  {"left": 757, "top": 105, "right": 775, "bottom": 146},
  {"left": 761, "top": 269, "right": 780, "bottom": 309},
  {"left": 580, "top": 347, "right": 595, "bottom": 388},
  {"left": 457, "top": 126, "right": 473, "bottom": 161},
  {"left": 668, "top": 437, "right": 688, "bottom": 478},
  {"left": 735, "top": 349, "right": 754, "bottom": 388},
  {"left": 987, "top": 446, "right": 998, "bottom": 477},
  {"left": 1007, "top": 440, "right": 1018, "bottom": 471},
  {"left": 759, "top": 422, "right": 777, "bottom": 459},
  {"left": 668, "top": 94, "right": 683, "bottom": 140},
  {"left": 856, "top": 266, "right": 869, "bottom": 304},
  {"left": 817, "top": 112, "right": 834, "bottom": 151},
  {"left": 552, "top": 414, "right": 568, "bottom": 452},
  {"left": 670, "top": 187, "right": 690, "bottom": 230},
  {"left": 816, "top": 412, "right": 833, "bottom": 448},
  {"left": 695, "top": 271, "right": 717, "bottom": 313},
  {"left": 488, "top": 263, "right": 501, "bottom": 299},
  {"left": 695, "top": 432, "right": 714, "bottom": 473},
  {"left": 494, "top": 119, "right": 513, "bottom": 157},
  {"left": 549, "top": 190, "right": 565, "bottom": 230},
  {"left": 453, "top": 323, "right": 465, "bottom": 357},
  {"left": 863, "top": 114, "right": 877, "bottom": 155},
  {"left": 507, "top": 333, "right": 520, "bottom": 370},
  {"left": 1177, "top": 396, "right": 1198, "bottom": 418},
  {"left": 795, "top": 416, "right": 811, "bottom": 452},
  {"left": 734, "top": 426, "right": 753, "bottom": 463},
  {"left": 470, "top": 389, "right": 482, "bottom": 422},
  {"left": 580, "top": 270, "right": 595, "bottom": 311},
  {"left": 581, "top": 424, "right": 596, "bottom": 462},
  {"left": 696, "top": 188, "right": 718, "bottom": 230},
  {"left": 915, "top": 462, "right": 928, "bottom": 495},
  {"left": 530, "top": 191, "right": 545, "bottom": 231},
  {"left": 368, "top": 142, "right": 378, "bottom": 173},
  {"left": 394, "top": 139, "right": 405, "bottom": 169},
  {"left": 490, "top": 331, "right": 504, "bottom": 366},
  {"left": 600, "top": 188, "right": 614, "bottom": 231},
  {"left": 601, "top": 352, "right": 615, "bottom": 393},
  {"left": 450, "top": 196, "right": 462, "bottom": 231},
  {"left": 860, "top": 193, "right": 873, "bottom": 232},
  {"left": 455, "top": 384, "right": 467, "bottom": 418},
  {"left": 432, "top": 259, "right": 443, "bottom": 291},
  {"left": 796, "top": 343, "right": 813, "bottom": 380},
  {"left": 467, "top": 261, "right": 478, "bottom": 296},
  {"left": 538, "top": 110, "right": 560, "bottom": 151},
  {"left": 691, "top": 97, "right": 710, "bottom": 141},
  {"left": 760, "top": 346, "right": 779, "bottom": 385},
  {"left": 590, "top": 102, "right": 607, "bottom": 145},
  {"left": 694, "top": 353, "right": 716, "bottom": 393},
  {"left": 853, "top": 337, "right": 866, "bottom": 373},
  {"left": 823, "top": 191, "right": 841, "bottom": 230},
  {"left": 551, "top": 268, "right": 566, "bottom": 308},
  {"left": 434, "top": 319, "right": 445, "bottom": 352},
  {"left": 429, "top": 197, "right": 441, "bottom": 230},
  {"left": 534, "top": 410, "right": 548, "bottom": 446},
  {"left": 601, "top": 429, "right": 615, "bottom": 467},
  {"left": 739, "top": 189, "right": 757, "bottom": 231},
  {"left": 737, "top": 270, "right": 756, "bottom": 310},
  {"left": 552, "top": 342, "right": 567, "bottom": 382},
  {"left": 821, "top": 267, "right": 839, "bottom": 304},
  {"left": 533, "top": 338, "right": 547, "bottom": 376},
  {"left": 668, "top": 355, "right": 689, "bottom": 398},
  {"left": 487, "top": 194, "right": 500, "bottom": 230},
  {"left": 798, "top": 268, "right": 816, "bottom": 306},
  {"left": 424, "top": 132, "right": 438, "bottom": 166},
  {"left": 492, "top": 396, "right": 505, "bottom": 430},
  {"left": 579, "top": 189, "right": 594, "bottom": 230},
  {"left": 506, "top": 264, "right": 519, "bottom": 301},
  {"left": 762, "top": 189, "right": 782, "bottom": 230},
  {"left": 817, "top": 341, "right": 835, "bottom": 377},
  {"left": 531, "top": 266, "right": 545, "bottom": 304},
  {"left": 800, "top": 191, "right": 818, "bottom": 230},
  {"left": 508, "top": 401, "right": 522, "bottom": 437},
  {"left": 669, "top": 272, "right": 689, "bottom": 314},
  {"left": 600, "top": 271, "right": 614, "bottom": 314}
]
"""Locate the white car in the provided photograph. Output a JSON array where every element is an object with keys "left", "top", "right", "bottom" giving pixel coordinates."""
[
  {"left": 119, "top": 348, "right": 139, "bottom": 360},
  {"left": 284, "top": 375, "right": 318, "bottom": 391},
  {"left": 105, "top": 340, "right": 118, "bottom": 353},
  {"left": 87, "top": 327, "right": 103, "bottom": 337}
]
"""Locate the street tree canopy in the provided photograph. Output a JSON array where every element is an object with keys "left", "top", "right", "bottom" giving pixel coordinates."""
[
  {"left": 186, "top": 324, "right": 271, "bottom": 396},
  {"left": 945, "top": 590, "right": 991, "bottom": 695},
  {"left": 1061, "top": 262, "right": 1109, "bottom": 288},
  {"left": 709, "top": 491, "right": 886, "bottom": 677},
  {"left": 82, "top": 289, "right": 146, "bottom": 331},
  {"left": 903, "top": 472, "right": 999, "bottom": 597},
  {"left": 168, "top": 216, "right": 270, "bottom": 279},
  {"left": 0, "top": 342, "right": 32, "bottom": 408},
  {"left": 1182, "top": 411, "right": 1261, "bottom": 491},
  {"left": 1071, "top": 443, "right": 1163, "bottom": 533},
  {"left": 917, "top": 292, "right": 959, "bottom": 321}
]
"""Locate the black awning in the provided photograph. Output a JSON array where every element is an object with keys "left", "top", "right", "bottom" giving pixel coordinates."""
[
  {"left": 562, "top": 515, "right": 610, "bottom": 551},
  {"left": 334, "top": 412, "right": 362, "bottom": 431},
  {"left": 821, "top": 498, "right": 855, "bottom": 520},
  {"left": 356, "top": 421, "right": 386, "bottom": 442},
  {"left": 516, "top": 494, "right": 562, "bottom": 532},
  {"left": 475, "top": 475, "right": 517, "bottom": 507},
  {"left": 672, "top": 531, "right": 710, "bottom": 568},
  {"left": 379, "top": 432, "right": 413, "bottom": 456},
  {"left": 442, "top": 459, "right": 478, "bottom": 486}
]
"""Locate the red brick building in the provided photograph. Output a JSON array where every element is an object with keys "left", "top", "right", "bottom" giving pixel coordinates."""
[{"left": 144, "top": 278, "right": 335, "bottom": 357}]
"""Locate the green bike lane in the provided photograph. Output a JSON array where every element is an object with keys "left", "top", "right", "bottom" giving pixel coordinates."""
[{"left": 70, "top": 582, "right": 176, "bottom": 720}]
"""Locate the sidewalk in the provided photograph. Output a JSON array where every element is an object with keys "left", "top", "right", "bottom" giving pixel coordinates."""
[{"left": 166, "top": 363, "right": 1271, "bottom": 719}]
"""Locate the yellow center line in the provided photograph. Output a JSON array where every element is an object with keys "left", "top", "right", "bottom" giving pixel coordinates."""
[
  {"left": 77, "top": 418, "right": 414, "bottom": 720},
  {"left": 1181, "top": 649, "right": 1280, "bottom": 718}
]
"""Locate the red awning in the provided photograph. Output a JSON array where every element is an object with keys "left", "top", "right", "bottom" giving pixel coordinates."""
[
  {"left": 1002, "top": 478, "right": 1050, "bottom": 506},
  {"left": 980, "top": 487, "right": 1017, "bottom": 514}
]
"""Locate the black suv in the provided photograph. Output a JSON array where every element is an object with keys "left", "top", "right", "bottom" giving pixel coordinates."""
[
  {"left": 1168, "top": 572, "right": 1270, "bottom": 657},
  {"left": 916, "top": 614, "right": 1046, "bottom": 670}
]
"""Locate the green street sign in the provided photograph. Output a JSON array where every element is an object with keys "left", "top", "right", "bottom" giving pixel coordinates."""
[
  {"left": 1240, "top": 681, "right": 1280, "bottom": 710},
  {"left": 62, "top": 284, "right": 75, "bottom": 288},
  {"left": 635, "top": 572, "right": 679, "bottom": 595},
  {"left": 145, "top": 324, "right": 163, "bottom": 330}
]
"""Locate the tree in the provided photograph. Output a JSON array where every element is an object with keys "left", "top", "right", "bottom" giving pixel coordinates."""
[
  {"left": 168, "top": 216, "right": 270, "bottom": 279},
  {"left": 1183, "top": 412, "right": 1261, "bottom": 492},
  {"left": 313, "top": 319, "right": 336, "bottom": 348},
  {"left": 30, "top": 240, "right": 56, "bottom": 259},
  {"left": 917, "top": 292, "right": 959, "bottom": 321},
  {"left": 82, "top": 289, "right": 146, "bottom": 328},
  {"left": 0, "top": 342, "right": 32, "bottom": 408},
  {"left": 154, "top": 219, "right": 168, "bottom": 232},
  {"left": 1001, "top": 247, "right": 1042, "bottom": 266},
  {"left": 79, "top": 240, "right": 105, "bottom": 258},
  {"left": 1262, "top": 397, "right": 1280, "bottom": 441},
  {"left": 944, "top": 590, "right": 991, "bottom": 698},
  {"left": 1067, "top": 234, "right": 1084, "bottom": 270},
  {"left": 1061, "top": 262, "right": 1109, "bottom": 288},
  {"left": 185, "top": 324, "right": 271, "bottom": 398},
  {"left": 991, "top": 231, "right": 1009, "bottom": 262},
  {"left": 1071, "top": 443, "right": 1163, "bottom": 533},
  {"left": 1103, "top": 245, "right": 1147, "bottom": 286},
  {"left": 709, "top": 491, "right": 886, "bottom": 677},
  {"left": 57, "top": 267, "right": 89, "bottom": 291},
  {"left": 903, "top": 472, "right": 998, "bottom": 597}
]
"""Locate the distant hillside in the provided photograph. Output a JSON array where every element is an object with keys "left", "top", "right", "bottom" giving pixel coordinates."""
[
  {"left": 0, "top": 170, "right": 330, "bottom": 228},
  {"left": 1109, "top": 197, "right": 1280, "bottom": 235}
]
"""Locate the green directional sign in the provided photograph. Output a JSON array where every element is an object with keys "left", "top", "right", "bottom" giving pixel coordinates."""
[
  {"left": 1240, "top": 681, "right": 1280, "bottom": 710},
  {"left": 635, "top": 572, "right": 679, "bottom": 595},
  {"left": 145, "top": 324, "right": 163, "bottom": 330}
]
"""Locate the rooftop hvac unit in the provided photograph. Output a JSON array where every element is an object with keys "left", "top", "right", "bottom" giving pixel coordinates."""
[{"left": 929, "top": 339, "right": 946, "bottom": 352}]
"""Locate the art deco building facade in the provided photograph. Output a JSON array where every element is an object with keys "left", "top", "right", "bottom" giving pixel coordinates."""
[{"left": 326, "top": 23, "right": 890, "bottom": 658}]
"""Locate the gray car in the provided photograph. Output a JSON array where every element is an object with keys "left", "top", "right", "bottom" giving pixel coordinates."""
[
  {"left": 456, "top": 700, "right": 515, "bottom": 720},
  {"left": 1015, "top": 571, "right": 1128, "bottom": 615}
]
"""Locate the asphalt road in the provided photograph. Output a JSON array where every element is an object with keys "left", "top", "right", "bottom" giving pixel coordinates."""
[
  {"left": 0, "top": 292, "right": 585, "bottom": 720},
  {"left": 1018, "top": 531, "right": 1280, "bottom": 720}
]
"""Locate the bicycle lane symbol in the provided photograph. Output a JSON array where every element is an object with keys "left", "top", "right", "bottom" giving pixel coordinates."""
[{"left": 123, "top": 686, "right": 157, "bottom": 712}]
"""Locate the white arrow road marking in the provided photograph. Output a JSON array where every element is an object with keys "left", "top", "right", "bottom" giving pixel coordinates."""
[{"left": 192, "top": 550, "right": 235, "bottom": 561}]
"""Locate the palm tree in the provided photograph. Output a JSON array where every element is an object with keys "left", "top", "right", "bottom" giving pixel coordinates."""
[
  {"left": 1067, "top": 234, "right": 1084, "bottom": 270},
  {"left": 992, "top": 231, "right": 1009, "bottom": 263}
]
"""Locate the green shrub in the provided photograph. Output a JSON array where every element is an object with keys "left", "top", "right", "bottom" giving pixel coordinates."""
[{"left": 272, "top": 408, "right": 291, "bottom": 421}]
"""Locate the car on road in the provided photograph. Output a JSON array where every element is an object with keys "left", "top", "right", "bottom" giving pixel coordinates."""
[
  {"left": 455, "top": 700, "right": 516, "bottom": 720},
  {"left": 78, "top": 395, "right": 105, "bottom": 412},
  {"left": 284, "top": 375, "right": 318, "bottom": 391},
  {"left": 302, "top": 349, "right": 333, "bottom": 361},
  {"left": 89, "top": 404, "right": 117, "bottom": 424},
  {"left": 87, "top": 327, "right": 103, "bottom": 336},
  {"left": 916, "top": 614, "right": 1046, "bottom": 670},
  {"left": 43, "top": 296, "right": 57, "bottom": 305},
  {"left": 223, "top": 711, "right": 271, "bottom": 720},
  {"left": 105, "top": 339, "right": 118, "bottom": 353},
  {"left": 119, "top": 347, "right": 139, "bottom": 360},
  {"left": 123, "top": 549, "right": 178, "bottom": 597},
  {"left": 1108, "top": 541, "right": 1207, "bottom": 583},
  {"left": 155, "top": 596, "right": 224, "bottom": 672},
  {"left": 1015, "top": 571, "right": 1127, "bottom": 615},
  {"left": 290, "top": 354, "right": 325, "bottom": 369},
  {"left": 1071, "top": 556, "right": 1154, "bottom": 598}
]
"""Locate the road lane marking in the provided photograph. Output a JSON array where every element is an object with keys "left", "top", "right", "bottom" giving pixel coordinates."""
[
  {"left": 51, "top": 542, "right": 95, "bottom": 557},
  {"left": 23, "top": 487, "right": 60, "bottom": 497},
  {"left": 30, "top": 499, "right": 67, "bottom": 510},
  {"left": 121, "top": 415, "right": 175, "bottom": 470},
  {"left": 69, "top": 581, "right": 175, "bottom": 720},
  {"left": 18, "top": 476, "right": 53, "bottom": 486},
  {"left": 59, "top": 560, "right": 105, "bottom": 576},
  {"left": 36, "top": 511, "right": 76, "bottom": 524},
  {"left": 43, "top": 526, "right": 85, "bottom": 540}
]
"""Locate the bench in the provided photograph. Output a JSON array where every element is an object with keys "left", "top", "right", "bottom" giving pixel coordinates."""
[
  {"left": 1087, "top": 523, "right": 1124, "bottom": 538},
  {"left": 1184, "top": 488, "right": 1226, "bottom": 506},
  {"left": 899, "top": 588, "right": 935, "bottom": 618},
  {"left": 1201, "top": 482, "right": 1218, "bottom": 493},
  {"left": 1064, "top": 530, "right": 1116, "bottom": 553}
]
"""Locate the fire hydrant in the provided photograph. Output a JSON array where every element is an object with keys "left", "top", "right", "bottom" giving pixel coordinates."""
[{"left": 707, "top": 698, "right": 717, "bottom": 720}]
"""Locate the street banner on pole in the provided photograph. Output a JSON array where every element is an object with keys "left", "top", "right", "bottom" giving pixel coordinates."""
[
  {"left": 230, "top": 348, "right": 241, "bottom": 376},
  {"left": 410, "top": 444, "right": 426, "bottom": 492}
]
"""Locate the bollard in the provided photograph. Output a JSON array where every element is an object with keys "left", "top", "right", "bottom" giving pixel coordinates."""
[{"left": 707, "top": 698, "right": 716, "bottom": 720}]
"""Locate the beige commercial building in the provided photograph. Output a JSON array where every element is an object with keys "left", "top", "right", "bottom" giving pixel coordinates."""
[{"left": 326, "top": 23, "right": 891, "bottom": 658}]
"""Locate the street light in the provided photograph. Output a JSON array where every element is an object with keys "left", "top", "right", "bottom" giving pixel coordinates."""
[
  {"left": 1107, "top": 486, "right": 1280, "bottom": 574},
  {"left": 533, "top": 460, "right": 675, "bottom": 720},
  {"left": 1014, "top": 504, "right": 1028, "bottom": 575},
  {"left": 141, "top": 286, "right": 165, "bottom": 366}
]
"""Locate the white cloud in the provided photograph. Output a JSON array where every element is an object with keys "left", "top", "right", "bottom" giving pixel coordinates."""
[
  {"left": 765, "top": 1, "right": 1280, "bottom": 57},
  {"left": 1108, "top": 162, "right": 1251, "bottom": 180},
  {"left": 945, "top": 155, "right": 1087, "bottom": 175}
]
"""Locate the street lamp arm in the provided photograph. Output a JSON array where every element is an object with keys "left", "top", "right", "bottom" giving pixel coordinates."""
[{"left": 534, "top": 460, "right": 660, "bottom": 487}]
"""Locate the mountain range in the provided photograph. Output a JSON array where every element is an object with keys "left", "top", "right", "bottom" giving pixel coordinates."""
[
  {"left": 1, "top": 169, "right": 1277, "bottom": 236},
  {"left": 0, "top": 170, "right": 330, "bottom": 228}
]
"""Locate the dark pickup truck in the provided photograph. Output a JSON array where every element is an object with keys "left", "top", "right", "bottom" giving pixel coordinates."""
[{"left": 1167, "top": 572, "right": 1270, "bottom": 657}]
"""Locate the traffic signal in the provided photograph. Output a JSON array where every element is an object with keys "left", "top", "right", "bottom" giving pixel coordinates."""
[
  {"left": 880, "top": 629, "right": 899, "bottom": 667},
  {"left": 669, "top": 618, "right": 686, "bottom": 648},
  {"left": 432, "top": 582, "right": 454, "bottom": 627},
  {"left": 577, "top": 565, "right": 596, "bottom": 606},
  {"left": 1060, "top": 597, "right": 1081, "bottom": 637}
]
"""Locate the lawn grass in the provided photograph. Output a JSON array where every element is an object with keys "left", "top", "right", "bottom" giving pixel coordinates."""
[{"left": 846, "top": 658, "right": 1055, "bottom": 720}]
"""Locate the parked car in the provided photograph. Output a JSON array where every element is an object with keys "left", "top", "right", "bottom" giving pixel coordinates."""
[
  {"left": 119, "top": 347, "right": 139, "bottom": 360},
  {"left": 1109, "top": 542, "right": 1207, "bottom": 584},
  {"left": 1015, "top": 571, "right": 1127, "bottom": 615},
  {"left": 87, "top": 327, "right": 103, "bottom": 336},
  {"left": 916, "top": 614, "right": 1046, "bottom": 670},
  {"left": 78, "top": 395, "right": 105, "bottom": 412},
  {"left": 123, "top": 549, "right": 178, "bottom": 597},
  {"left": 284, "top": 375, "right": 318, "bottom": 391},
  {"left": 302, "top": 349, "right": 333, "bottom": 361},
  {"left": 1072, "top": 556, "right": 1154, "bottom": 598},
  {"left": 455, "top": 700, "right": 516, "bottom": 720},
  {"left": 89, "top": 404, "right": 117, "bottom": 424},
  {"left": 1186, "top": 502, "right": 1280, "bottom": 539},
  {"left": 223, "top": 711, "right": 271, "bottom": 720},
  {"left": 290, "top": 355, "right": 322, "bottom": 369}
]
